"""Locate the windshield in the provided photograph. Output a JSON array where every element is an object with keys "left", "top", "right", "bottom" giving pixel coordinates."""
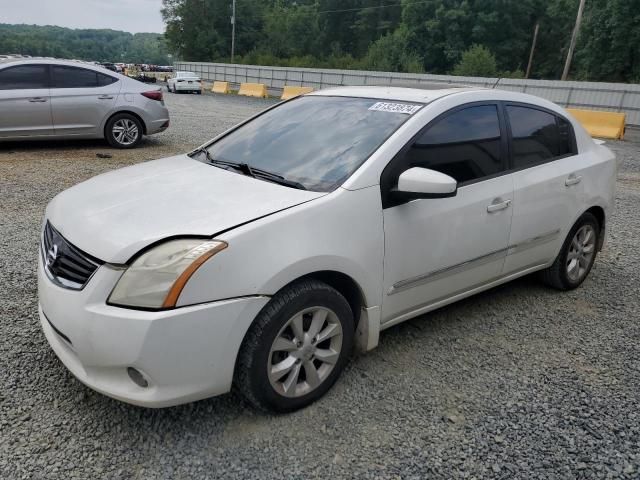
[
  {"left": 202, "top": 96, "right": 420, "bottom": 191},
  {"left": 179, "top": 71, "right": 197, "bottom": 77}
]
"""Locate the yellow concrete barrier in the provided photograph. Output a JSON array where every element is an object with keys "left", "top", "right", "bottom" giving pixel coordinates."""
[
  {"left": 567, "top": 108, "right": 626, "bottom": 140},
  {"left": 281, "top": 86, "right": 314, "bottom": 100},
  {"left": 238, "top": 82, "right": 268, "bottom": 98},
  {"left": 211, "top": 81, "right": 230, "bottom": 94}
]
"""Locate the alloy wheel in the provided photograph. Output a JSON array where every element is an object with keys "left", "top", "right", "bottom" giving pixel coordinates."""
[
  {"left": 566, "top": 224, "right": 596, "bottom": 282},
  {"left": 268, "top": 306, "right": 343, "bottom": 398},
  {"left": 112, "top": 119, "right": 139, "bottom": 146}
]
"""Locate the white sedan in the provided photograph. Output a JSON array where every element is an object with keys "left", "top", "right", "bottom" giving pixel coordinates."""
[
  {"left": 38, "top": 86, "right": 617, "bottom": 412},
  {"left": 167, "top": 71, "right": 202, "bottom": 94}
]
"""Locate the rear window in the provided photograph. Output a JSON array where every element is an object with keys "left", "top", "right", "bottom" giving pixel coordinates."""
[
  {"left": 0, "top": 65, "right": 49, "bottom": 90},
  {"left": 52, "top": 66, "right": 118, "bottom": 88},
  {"left": 203, "top": 96, "right": 419, "bottom": 191},
  {"left": 507, "top": 105, "right": 575, "bottom": 168}
]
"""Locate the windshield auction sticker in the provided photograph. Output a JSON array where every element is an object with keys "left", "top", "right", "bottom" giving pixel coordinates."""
[{"left": 368, "top": 102, "right": 422, "bottom": 115}]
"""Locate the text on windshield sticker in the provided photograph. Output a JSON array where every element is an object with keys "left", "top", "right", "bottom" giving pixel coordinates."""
[{"left": 368, "top": 102, "right": 422, "bottom": 115}]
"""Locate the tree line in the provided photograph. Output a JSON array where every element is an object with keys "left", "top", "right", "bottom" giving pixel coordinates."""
[
  {"left": 0, "top": 24, "right": 170, "bottom": 65},
  {"left": 162, "top": 0, "right": 640, "bottom": 82}
]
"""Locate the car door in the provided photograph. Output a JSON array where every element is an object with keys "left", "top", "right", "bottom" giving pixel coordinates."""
[
  {"left": 50, "top": 65, "right": 121, "bottom": 136},
  {"left": 0, "top": 64, "right": 53, "bottom": 138},
  {"left": 380, "top": 103, "right": 514, "bottom": 325},
  {"left": 501, "top": 104, "right": 584, "bottom": 274}
]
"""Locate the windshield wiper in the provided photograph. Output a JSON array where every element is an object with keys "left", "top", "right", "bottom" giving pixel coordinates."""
[
  {"left": 192, "top": 148, "right": 307, "bottom": 190},
  {"left": 246, "top": 166, "right": 307, "bottom": 190}
]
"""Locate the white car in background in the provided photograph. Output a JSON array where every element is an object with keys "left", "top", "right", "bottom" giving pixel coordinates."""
[
  {"left": 38, "top": 86, "right": 616, "bottom": 412},
  {"left": 167, "top": 71, "right": 202, "bottom": 94}
]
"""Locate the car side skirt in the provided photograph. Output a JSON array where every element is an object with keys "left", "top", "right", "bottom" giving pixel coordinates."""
[{"left": 381, "top": 262, "right": 550, "bottom": 331}]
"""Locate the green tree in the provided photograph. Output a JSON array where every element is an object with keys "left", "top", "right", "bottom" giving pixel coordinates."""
[
  {"left": 573, "top": 0, "right": 640, "bottom": 82},
  {"left": 453, "top": 44, "right": 498, "bottom": 76},
  {"left": 0, "top": 24, "right": 169, "bottom": 63},
  {"left": 401, "top": 0, "right": 473, "bottom": 74},
  {"left": 361, "top": 26, "right": 423, "bottom": 73},
  {"left": 263, "top": 2, "right": 322, "bottom": 58}
]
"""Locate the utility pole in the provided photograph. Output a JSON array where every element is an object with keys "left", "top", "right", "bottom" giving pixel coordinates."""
[
  {"left": 231, "top": 0, "right": 236, "bottom": 63},
  {"left": 562, "top": 0, "right": 586, "bottom": 80},
  {"left": 525, "top": 22, "right": 540, "bottom": 79}
]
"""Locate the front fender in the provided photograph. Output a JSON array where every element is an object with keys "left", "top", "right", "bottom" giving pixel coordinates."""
[{"left": 175, "top": 186, "right": 385, "bottom": 310}]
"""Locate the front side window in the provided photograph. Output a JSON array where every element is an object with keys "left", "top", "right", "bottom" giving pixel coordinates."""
[
  {"left": 507, "top": 105, "right": 574, "bottom": 168},
  {"left": 0, "top": 65, "right": 49, "bottom": 90},
  {"left": 203, "top": 96, "right": 418, "bottom": 191},
  {"left": 403, "top": 105, "right": 504, "bottom": 184}
]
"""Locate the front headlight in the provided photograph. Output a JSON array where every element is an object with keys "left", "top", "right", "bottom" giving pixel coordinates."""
[{"left": 108, "top": 239, "right": 227, "bottom": 309}]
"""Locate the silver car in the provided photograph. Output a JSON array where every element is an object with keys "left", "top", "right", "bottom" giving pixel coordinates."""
[{"left": 0, "top": 59, "right": 170, "bottom": 148}]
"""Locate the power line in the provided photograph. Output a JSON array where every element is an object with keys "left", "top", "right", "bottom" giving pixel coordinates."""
[{"left": 315, "top": 1, "right": 433, "bottom": 16}]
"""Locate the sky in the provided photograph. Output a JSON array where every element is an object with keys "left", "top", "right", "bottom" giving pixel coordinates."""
[{"left": 0, "top": 0, "right": 165, "bottom": 33}]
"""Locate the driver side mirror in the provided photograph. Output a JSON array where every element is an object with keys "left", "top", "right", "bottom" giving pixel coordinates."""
[{"left": 391, "top": 167, "right": 458, "bottom": 202}]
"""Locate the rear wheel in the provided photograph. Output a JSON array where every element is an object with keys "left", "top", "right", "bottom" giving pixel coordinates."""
[
  {"left": 235, "top": 279, "right": 354, "bottom": 413},
  {"left": 540, "top": 212, "right": 600, "bottom": 290},
  {"left": 105, "top": 113, "right": 143, "bottom": 149}
]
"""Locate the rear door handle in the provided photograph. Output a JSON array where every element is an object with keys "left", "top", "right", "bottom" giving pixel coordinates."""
[
  {"left": 487, "top": 198, "right": 512, "bottom": 213},
  {"left": 98, "top": 95, "right": 114, "bottom": 100},
  {"left": 28, "top": 97, "right": 47, "bottom": 103},
  {"left": 565, "top": 174, "right": 582, "bottom": 187}
]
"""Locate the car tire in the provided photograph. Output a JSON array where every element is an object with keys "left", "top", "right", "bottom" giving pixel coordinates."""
[
  {"left": 235, "top": 279, "right": 354, "bottom": 413},
  {"left": 540, "top": 212, "right": 600, "bottom": 290},
  {"left": 105, "top": 113, "right": 143, "bottom": 149}
]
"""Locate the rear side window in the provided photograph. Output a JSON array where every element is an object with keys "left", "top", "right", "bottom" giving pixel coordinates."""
[
  {"left": 52, "top": 66, "right": 117, "bottom": 88},
  {"left": 98, "top": 73, "right": 118, "bottom": 86},
  {"left": 0, "top": 65, "right": 49, "bottom": 90},
  {"left": 404, "top": 105, "right": 504, "bottom": 184},
  {"left": 507, "top": 105, "right": 575, "bottom": 168}
]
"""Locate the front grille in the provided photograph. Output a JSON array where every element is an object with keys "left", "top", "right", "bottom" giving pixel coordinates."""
[{"left": 42, "top": 221, "right": 103, "bottom": 290}]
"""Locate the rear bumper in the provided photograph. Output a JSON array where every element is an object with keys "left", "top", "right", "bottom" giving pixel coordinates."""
[
  {"left": 146, "top": 117, "right": 170, "bottom": 135},
  {"left": 38, "top": 254, "right": 269, "bottom": 407},
  {"left": 174, "top": 83, "right": 201, "bottom": 92}
]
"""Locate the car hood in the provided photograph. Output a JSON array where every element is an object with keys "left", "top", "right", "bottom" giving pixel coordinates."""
[{"left": 46, "top": 155, "right": 325, "bottom": 263}]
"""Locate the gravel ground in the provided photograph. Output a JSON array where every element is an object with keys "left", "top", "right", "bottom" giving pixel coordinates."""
[{"left": 1, "top": 91, "right": 639, "bottom": 479}]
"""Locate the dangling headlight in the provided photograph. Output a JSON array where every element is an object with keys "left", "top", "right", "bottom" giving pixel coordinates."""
[{"left": 108, "top": 239, "right": 227, "bottom": 309}]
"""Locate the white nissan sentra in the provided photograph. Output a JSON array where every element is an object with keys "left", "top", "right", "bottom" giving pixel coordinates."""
[{"left": 38, "top": 86, "right": 617, "bottom": 412}]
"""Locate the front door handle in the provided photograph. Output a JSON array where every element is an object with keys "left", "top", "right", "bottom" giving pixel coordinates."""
[
  {"left": 98, "top": 95, "right": 114, "bottom": 100},
  {"left": 487, "top": 198, "right": 512, "bottom": 213},
  {"left": 565, "top": 174, "right": 582, "bottom": 187},
  {"left": 28, "top": 97, "right": 47, "bottom": 103}
]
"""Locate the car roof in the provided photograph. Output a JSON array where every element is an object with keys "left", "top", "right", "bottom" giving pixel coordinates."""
[
  {"left": 0, "top": 57, "right": 106, "bottom": 68},
  {"left": 0, "top": 57, "right": 125, "bottom": 75},
  {"left": 309, "top": 85, "right": 478, "bottom": 103}
]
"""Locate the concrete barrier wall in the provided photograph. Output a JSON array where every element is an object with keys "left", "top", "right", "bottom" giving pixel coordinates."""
[{"left": 175, "top": 62, "right": 640, "bottom": 126}]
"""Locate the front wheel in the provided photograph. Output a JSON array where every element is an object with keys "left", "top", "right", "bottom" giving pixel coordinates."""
[
  {"left": 235, "top": 280, "right": 354, "bottom": 413},
  {"left": 540, "top": 212, "right": 600, "bottom": 290},
  {"left": 105, "top": 113, "right": 143, "bottom": 149}
]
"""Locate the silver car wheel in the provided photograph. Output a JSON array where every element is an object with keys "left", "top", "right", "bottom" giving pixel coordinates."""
[
  {"left": 566, "top": 224, "right": 596, "bottom": 282},
  {"left": 112, "top": 119, "right": 139, "bottom": 146},
  {"left": 268, "top": 306, "right": 343, "bottom": 398}
]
